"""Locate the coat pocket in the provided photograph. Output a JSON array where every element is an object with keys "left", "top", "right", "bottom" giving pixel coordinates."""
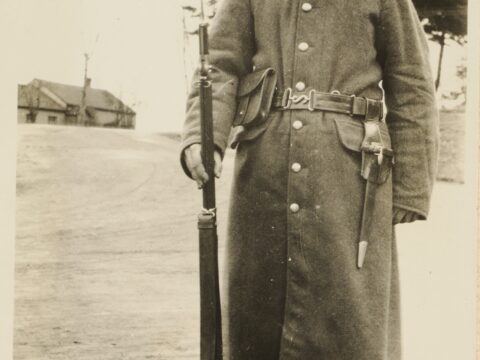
[{"left": 333, "top": 115, "right": 393, "bottom": 184}]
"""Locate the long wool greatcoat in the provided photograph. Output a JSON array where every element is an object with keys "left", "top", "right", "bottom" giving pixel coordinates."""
[{"left": 181, "top": 0, "right": 439, "bottom": 359}]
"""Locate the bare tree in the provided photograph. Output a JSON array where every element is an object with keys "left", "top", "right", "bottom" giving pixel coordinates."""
[
  {"left": 181, "top": 1, "right": 219, "bottom": 94},
  {"left": 413, "top": 0, "right": 467, "bottom": 90},
  {"left": 20, "top": 85, "right": 40, "bottom": 123}
]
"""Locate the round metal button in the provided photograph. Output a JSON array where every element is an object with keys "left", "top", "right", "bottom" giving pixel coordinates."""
[
  {"left": 290, "top": 203, "right": 300, "bottom": 213},
  {"left": 291, "top": 163, "right": 302, "bottom": 173},
  {"left": 295, "top": 81, "right": 306, "bottom": 91},
  {"left": 298, "top": 42, "right": 309, "bottom": 51},
  {"left": 302, "top": 3, "right": 313, "bottom": 12},
  {"left": 292, "top": 120, "right": 303, "bottom": 130}
]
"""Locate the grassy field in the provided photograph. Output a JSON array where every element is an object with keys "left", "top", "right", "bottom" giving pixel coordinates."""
[
  {"left": 14, "top": 111, "right": 474, "bottom": 360},
  {"left": 436, "top": 111, "right": 465, "bottom": 183}
]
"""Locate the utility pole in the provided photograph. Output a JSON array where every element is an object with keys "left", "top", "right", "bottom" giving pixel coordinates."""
[{"left": 79, "top": 53, "right": 89, "bottom": 125}]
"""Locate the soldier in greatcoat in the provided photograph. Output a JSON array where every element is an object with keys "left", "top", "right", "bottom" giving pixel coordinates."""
[{"left": 180, "top": 0, "right": 439, "bottom": 359}]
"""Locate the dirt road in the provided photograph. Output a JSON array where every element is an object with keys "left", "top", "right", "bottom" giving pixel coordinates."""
[
  {"left": 15, "top": 124, "right": 475, "bottom": 359},
  {"left": 15, "top": 125, "right": 234, "bottom": 360}
]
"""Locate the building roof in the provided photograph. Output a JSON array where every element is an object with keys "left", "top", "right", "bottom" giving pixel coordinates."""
[
  {"left": 25, "top": 79, "right": 135, "bottom": 114},
  {"left": 17, "top": 84, "right": 29, "bottom": 108},
  {"left": 17, "top": 83, "right": 65, "bottom": 110}
]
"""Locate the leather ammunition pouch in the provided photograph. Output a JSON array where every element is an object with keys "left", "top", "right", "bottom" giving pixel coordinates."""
[{"left": 233, "top": 68, "right": 277, "bottom": 128}]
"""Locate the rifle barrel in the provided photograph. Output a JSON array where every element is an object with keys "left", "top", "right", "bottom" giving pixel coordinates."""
[{"left": 197, "top": 15, "right": 222, "bottom": 360}]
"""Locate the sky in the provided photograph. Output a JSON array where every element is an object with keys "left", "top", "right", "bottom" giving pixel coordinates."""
[
  {"left": 11, "top": 0, "right": 467, "bottom": 133},
  {"left": 13, "top": 0, "right": 188, "bottom": 133}
]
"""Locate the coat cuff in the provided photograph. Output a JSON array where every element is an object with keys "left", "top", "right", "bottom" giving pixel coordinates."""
[{"left": 392, "top": 202, "right": 428, "bottom": 221}]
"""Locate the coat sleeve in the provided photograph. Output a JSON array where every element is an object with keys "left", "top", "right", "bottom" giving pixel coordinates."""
[
  {"left": 377, "top": 0, "right": 440, "bottom": 219},
  {"left": 180, "top": 0, "right": 255, "bottom": 178}
]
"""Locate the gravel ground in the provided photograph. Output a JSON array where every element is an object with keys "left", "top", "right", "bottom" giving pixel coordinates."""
[{"left": 14, "top": 122, "right": 475, "bottom": 360}]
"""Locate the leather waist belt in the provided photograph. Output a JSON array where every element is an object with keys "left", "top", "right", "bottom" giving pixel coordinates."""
[{"left": 272, "top": 88, "right": 384, "bottom": 120}]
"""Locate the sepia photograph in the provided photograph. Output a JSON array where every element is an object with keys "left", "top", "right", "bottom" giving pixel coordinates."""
[{"left": 0, "top": 0, "right": 478, "bottom": 359}]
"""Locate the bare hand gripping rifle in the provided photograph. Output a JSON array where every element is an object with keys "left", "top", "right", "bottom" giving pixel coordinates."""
[{"left": 195, "top": 1, "right": 223, "bottom": 359}]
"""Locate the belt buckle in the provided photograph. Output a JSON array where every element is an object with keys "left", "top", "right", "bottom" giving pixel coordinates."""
[
  {"left": 281, "top": 88, "right": 293, "bottom": 110},
  {"left": 282, "top": 88, "right": 315, "bottom": 111}
]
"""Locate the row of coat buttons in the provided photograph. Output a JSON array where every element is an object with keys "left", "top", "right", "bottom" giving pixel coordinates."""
[
  {"left": 291, "top": 161, "right": 301, "bottom": 211},
  {"left": 296, "top": 3, "right": 311, "bottom": 94},
  {"left": 296, "top": 43, "right": 309, "bottom": 88},
  {"left": 289, "top": 3, "right": 311, "bottom": 216}
]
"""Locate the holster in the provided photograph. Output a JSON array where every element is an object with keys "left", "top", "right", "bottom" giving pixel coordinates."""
[{"left": 233, "top": 68, "right": 277, "bottom": 128}]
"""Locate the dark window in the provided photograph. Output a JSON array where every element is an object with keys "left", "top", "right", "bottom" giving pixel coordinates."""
[{"left": 48, "top": 116, "right": 57, "bottom": 124}]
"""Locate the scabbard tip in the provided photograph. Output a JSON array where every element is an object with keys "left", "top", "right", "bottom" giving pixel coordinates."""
[{"left": 357, "top": 241, "right": 368, "bottom": 269}]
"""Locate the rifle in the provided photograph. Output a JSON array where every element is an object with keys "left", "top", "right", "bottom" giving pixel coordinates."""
[{"left": 196, "top": 1, "right": 223, "bottom": 359}]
